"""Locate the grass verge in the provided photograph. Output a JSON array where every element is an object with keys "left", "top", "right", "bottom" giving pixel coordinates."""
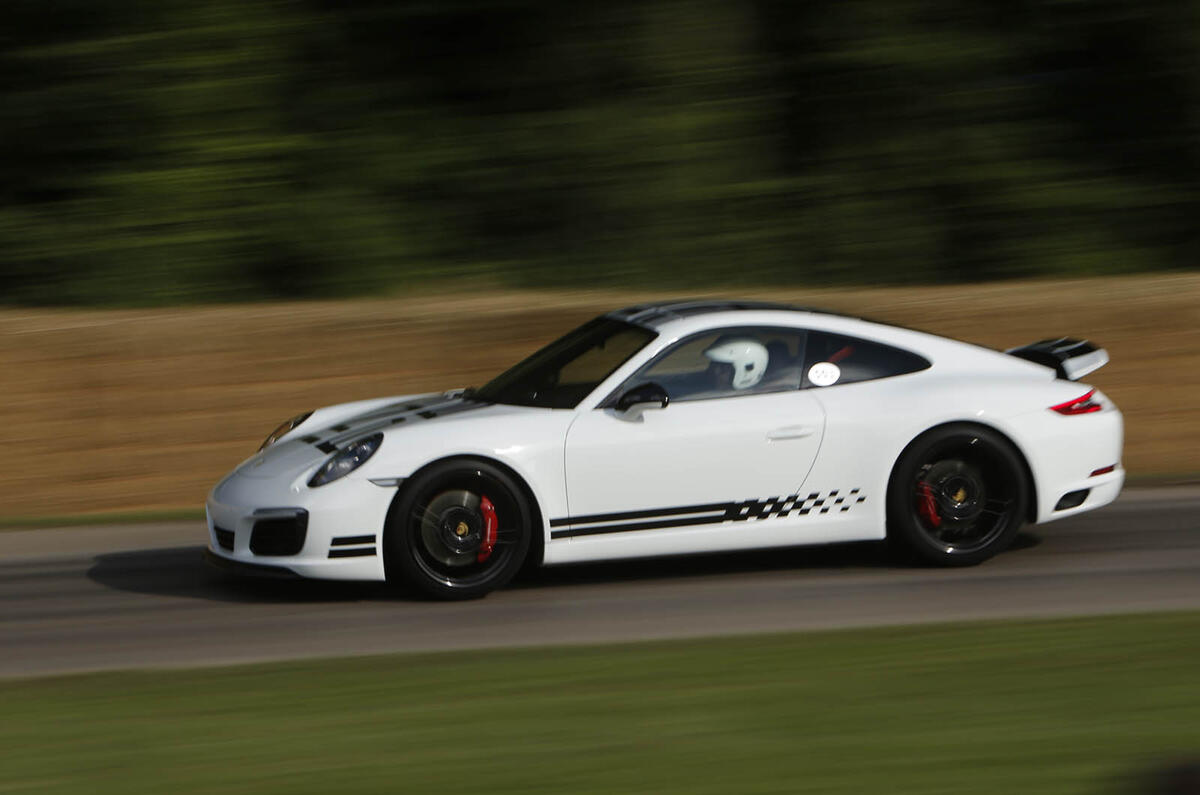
[{"left": 2, "top": 612, "right": 1197, "bottom": 794}]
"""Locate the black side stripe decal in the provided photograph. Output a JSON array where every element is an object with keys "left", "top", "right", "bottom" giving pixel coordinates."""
[
  {"left": 329, "top": 547, "right": 376, "bottom": 558},
  {"left": 557, "top": 514, "right": 728, "bottom": 538},
  {"left": 549, "top": 502, "right": 730, "bottom": 528},
  {"left": 331, "top": 534, "right": 375, "bottom": 546},
  {"left": 551, "top": 489, "right": 866, "bottom": 539}
]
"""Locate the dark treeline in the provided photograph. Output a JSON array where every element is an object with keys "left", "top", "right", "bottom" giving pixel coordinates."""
[{"left": 2, "top": 0, "right": 1197, "bottom": 304}]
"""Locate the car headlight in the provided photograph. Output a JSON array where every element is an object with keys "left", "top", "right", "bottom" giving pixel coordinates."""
[
  {"left": 308, "top": 433, "right": 383, "bottom": 487},
  {"left": 259, "top": 412, "right": 313, "bottom": 451}
]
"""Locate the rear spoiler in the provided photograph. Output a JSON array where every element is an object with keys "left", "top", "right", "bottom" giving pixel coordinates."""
[{"left": 1006, "top": 338, "right": 1109, "bottom": 381}]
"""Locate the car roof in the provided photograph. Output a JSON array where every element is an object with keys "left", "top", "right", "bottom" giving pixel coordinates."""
[
  {"left": 602, "top": 299, "right": 1051, "bottom": 380},
  {"left": 606, "top": 299, "right": 856, "bottom": 328}
]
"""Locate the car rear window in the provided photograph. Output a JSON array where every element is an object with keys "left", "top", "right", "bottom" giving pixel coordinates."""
[{"left": 801, "top": 331, "right": 929, "bottom": 388}]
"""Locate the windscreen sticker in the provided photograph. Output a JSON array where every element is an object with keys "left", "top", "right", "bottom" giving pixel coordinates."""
[{"left": 808, "top": 362, "right": 841, "bottom": 387}]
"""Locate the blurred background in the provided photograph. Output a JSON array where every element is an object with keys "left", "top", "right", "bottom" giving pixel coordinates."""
[
  {"left": 1, "top": 0, "right": 1197, "bottom": 518},
  {"left": 0, "top": 8, "right": 1197, "bottom": 793},
  {"left": 3, "top": 0, "right": 1198, "bottom": 304}
]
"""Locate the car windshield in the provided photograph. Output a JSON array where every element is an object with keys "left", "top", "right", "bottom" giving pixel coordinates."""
[{"left": 473, "top": 317, "right": 657, "bottom": 409}]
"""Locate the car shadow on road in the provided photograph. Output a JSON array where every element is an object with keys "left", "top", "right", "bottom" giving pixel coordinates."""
[
  {"left": 86, "top": 546, "right": 392, "bottom": 604},
  {"left": 86, "top": 532, "right": 1041, "bottom": 603},
  {"left": 513, "top": 531, "right": 1042, "bottom": 589}
]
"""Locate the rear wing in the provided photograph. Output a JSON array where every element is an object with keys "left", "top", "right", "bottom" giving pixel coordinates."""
[{"left": 1006, "top": 338, "right": 1109, "bottom": 381}]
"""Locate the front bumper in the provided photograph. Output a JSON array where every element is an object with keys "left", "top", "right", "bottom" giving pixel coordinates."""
[{"left": 205, "top": 468, "right": 393, "bottom": 582}]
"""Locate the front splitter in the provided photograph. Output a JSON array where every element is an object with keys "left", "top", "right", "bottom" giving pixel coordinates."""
[{"left": 204, "top": 548, "right": 300, "bottom": 579}]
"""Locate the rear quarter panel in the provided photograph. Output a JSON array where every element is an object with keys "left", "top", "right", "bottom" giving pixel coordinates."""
[{"left": 803, "top": 370, "right": 1063, "bottom": 539}]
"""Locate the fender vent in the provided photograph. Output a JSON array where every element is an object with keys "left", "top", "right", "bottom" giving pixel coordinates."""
[
  {"left": 329, "top": 535, "right": 377, "bottom": 558},
  {"left": 1054, "top": 489, "right": 1089, "bottom": 511}
]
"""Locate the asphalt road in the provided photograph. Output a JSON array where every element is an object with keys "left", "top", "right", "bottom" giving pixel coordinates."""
[{"left": 1, "top": 488, "right": 1197, "bottom": 678}]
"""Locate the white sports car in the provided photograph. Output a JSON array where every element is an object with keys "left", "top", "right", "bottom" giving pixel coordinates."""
[{"left": 206, "top": 300, "right": 1124, "bottom": 599}]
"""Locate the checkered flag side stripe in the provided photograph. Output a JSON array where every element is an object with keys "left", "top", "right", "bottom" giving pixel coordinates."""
[{"left": 726, "top": 488, "right": 867, "bottom": 522}]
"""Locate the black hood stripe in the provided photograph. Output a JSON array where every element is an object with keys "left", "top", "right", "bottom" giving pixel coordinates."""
[
  {"left": 300, "top": 396, "right": 491, "bottom": 452},
  {"left": 333, "top": 395, "right": 446, "bottom": 426},
  {"left": 324, "top": 398, "right": 488, "bottom": 444}
]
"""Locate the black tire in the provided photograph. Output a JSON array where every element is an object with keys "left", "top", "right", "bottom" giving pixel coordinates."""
[
  {"left": 886, "top": 424, "right": 1028, "bottom": 567},
  {"left": 384, "top": 459, "right": 533, "bottom": 600}
]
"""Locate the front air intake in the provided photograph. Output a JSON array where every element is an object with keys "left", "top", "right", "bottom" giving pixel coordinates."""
[
  {"left": 249, "top": 509, "right": 308, "bottom": 556},
  {"left": 214, "top": 526, "right": 235, "bottom": 551}
]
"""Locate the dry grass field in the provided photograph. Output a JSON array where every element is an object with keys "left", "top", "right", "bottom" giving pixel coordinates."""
[{"left": 0, "top": 274, "right": 1196, "bottom": 520}]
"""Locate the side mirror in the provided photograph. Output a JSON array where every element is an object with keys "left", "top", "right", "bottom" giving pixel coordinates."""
[{"left": 615, "top": 382, "right": 669, "bottom": 414}]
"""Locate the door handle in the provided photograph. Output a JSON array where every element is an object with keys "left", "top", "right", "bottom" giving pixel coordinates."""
[{"left": 767, "top": 425, "right": 816, "bottom": 441}]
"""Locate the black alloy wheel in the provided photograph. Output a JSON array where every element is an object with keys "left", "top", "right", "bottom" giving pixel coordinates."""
[
  {"left": 385, "top": 459, "right": 532, "bottom": 599},
  {"left": 887, "top": 424, "right": 1027, "bottom": 566}
]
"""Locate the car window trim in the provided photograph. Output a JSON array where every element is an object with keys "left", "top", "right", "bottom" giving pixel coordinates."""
[{"left": 598, "top": 325, "right": 810, "bottom": 408}]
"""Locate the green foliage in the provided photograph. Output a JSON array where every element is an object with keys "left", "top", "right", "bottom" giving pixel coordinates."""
[{"left": 1, "top": 0, "right": 1197, "bottom": 305}]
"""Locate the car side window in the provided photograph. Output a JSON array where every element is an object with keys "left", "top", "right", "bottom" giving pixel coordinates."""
[
  {"left": 614, "top": 327, "right": 807, "bottom": 404},
  {"left": 800, "top": 331, "right": 930, "bottom": 388}
]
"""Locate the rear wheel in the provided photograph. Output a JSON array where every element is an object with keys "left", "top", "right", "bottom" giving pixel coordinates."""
[
  {"left": 887, "top": 425, "right": 1027, "bottom": 566},
  {"left": 385, "top": 459, "right": 532, "bottom": 599}
]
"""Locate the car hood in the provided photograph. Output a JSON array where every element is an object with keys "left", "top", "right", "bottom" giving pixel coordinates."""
[{"left": 237, "top": 392, "right": 508, "bottom": 480}]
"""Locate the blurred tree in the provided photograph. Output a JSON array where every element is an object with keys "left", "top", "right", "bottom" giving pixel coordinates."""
[{"left": 0, "top": 0, "right": 1195, "bottom": 305}]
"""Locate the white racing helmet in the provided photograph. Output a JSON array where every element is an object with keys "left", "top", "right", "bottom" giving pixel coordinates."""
[{"left": 704, "top": 337, "right": 768, "bottom": 390}]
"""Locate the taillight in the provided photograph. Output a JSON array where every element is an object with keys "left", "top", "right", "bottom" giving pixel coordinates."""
[{"left": 1050, "top": 389, "right": 1101, "bottom": 415}]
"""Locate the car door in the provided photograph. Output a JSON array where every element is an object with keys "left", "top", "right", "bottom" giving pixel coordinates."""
[{"left": 559, "top": 327, "right": 826, "bottom": 552}]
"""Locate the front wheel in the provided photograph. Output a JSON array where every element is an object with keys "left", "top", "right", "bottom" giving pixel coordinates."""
[
  {"left": 385, "top": 460, "right": 533, "bottom": 599},
  {"left": 887, "top": 425, "right": 1028, "bottom": 566}
]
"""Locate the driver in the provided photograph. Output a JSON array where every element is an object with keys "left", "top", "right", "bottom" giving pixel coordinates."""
[{"left": 703, "top": 337, "right": 768, "bottom": 391}]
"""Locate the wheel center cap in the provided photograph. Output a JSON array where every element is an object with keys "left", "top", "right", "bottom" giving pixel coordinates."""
[
  {"left": 437, "top": 506, "right": 482, "bottom": 556},
  {"left": 935, "top": 471, "right": 985, "bottom": 523}
]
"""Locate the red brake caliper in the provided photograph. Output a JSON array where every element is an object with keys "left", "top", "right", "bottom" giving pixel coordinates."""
[
  {"left": 477, "top": 495, "right": 498, "bottom": 563},
  {"left": 916, "top": 482, "right": 942, "bottom": 529}
]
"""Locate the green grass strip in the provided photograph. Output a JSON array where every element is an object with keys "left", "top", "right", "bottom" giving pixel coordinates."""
[{"left": 2, "top": 612, "right": 1197, "bottom": 794}]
